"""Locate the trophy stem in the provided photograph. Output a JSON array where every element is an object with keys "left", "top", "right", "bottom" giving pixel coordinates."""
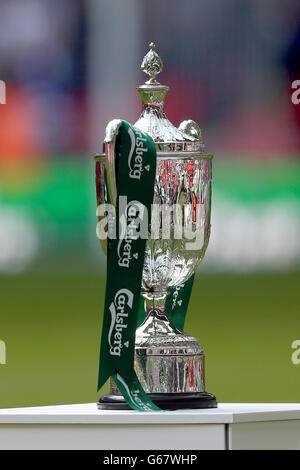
[{"left": 139, "top": 290, "right": 181, "bottom": 335}]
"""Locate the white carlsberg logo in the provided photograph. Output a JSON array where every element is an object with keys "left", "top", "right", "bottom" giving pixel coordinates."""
[
  {"left": 117, "top": 199, "right": 146, "bottom": 268},
  {"left": 108, "top": 289, "right": 133, "bottom": 356},
  {"left": 116, "top": 373, "right": 153, "bottom": 411},
  {"left": 127, "top": 127, "right": 148, "bottom": 179}
]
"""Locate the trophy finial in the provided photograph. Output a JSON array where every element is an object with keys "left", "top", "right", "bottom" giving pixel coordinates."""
[{"left": 141, "top": 42, "right": 163, "bottom": 85}]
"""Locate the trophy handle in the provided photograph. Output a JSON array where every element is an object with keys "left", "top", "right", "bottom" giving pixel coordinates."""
[
  {"left": 95, "top": 119, "right": 123, "bottom": 257},
  {"left": 178, "top": 120, "right": 202, "bottom": 141},
  {"left": 103, "top": 119, "right": 123, "bottom": 207}
]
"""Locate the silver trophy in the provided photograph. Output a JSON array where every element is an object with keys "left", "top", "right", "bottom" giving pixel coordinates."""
[{"left": 96, "top": 43, "right": 217, "bottom": 409}]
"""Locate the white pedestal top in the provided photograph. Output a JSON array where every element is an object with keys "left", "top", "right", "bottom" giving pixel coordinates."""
[{"left": 0, "top": 402, "right": 300, "bottom": 425}]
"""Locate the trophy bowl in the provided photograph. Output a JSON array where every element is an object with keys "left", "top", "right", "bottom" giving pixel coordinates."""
[{"left": 95, "top": 43, "right": 217, "bottom": 410}]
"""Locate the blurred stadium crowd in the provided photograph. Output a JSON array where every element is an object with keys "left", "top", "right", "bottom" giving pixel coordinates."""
[{"left": 0, "top": 0, "right": 300, "bottom": 273}]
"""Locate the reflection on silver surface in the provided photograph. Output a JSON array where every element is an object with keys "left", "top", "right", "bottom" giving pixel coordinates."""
[
  {"left": 135, "top": 308, "right": 205, "bottom": 393},
  {"left": 142, "top": 157, "right": 211, "bottom": 293}
]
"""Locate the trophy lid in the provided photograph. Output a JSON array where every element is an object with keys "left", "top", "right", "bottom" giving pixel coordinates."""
[{"left": 134, "top": 43, "right": 204, "bottom": 154}]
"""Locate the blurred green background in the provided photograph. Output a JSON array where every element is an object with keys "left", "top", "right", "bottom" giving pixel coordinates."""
[
  {"left": 1, "top": 270, "right": 300, "bottom": 407},
  {"left": 0, "top": 158, "right": 300, "bottom": 408},
  {"left": 1, "top": 1, "right": 300, "bottom": 408}
]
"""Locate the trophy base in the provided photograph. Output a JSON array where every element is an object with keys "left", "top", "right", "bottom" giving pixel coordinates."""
[{"left": 98, "top": 392, "right": 217, "bottom": 411}]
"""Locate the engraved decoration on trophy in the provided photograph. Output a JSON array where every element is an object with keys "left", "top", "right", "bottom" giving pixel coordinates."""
[
  {"left": 141, "top": 42, "right": 163, "bottom": 84},
  {"left": 94, "top": 43, "right": 217, "bottom": 410}
]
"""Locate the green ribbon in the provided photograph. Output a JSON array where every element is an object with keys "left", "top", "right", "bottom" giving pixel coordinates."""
[
  {"left": 96, "top": 121, "right": 159, "bottom": 411},
  {"left": 165, "top": 274, "right": 195, "bottom": 332},
  {"left": 96, "top": 120, "right": 196, "bottom": 411}
]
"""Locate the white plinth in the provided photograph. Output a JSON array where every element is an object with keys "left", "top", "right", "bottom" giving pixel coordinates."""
[{"left": 0, "top": 403, "right": 300, "bottom": 450}]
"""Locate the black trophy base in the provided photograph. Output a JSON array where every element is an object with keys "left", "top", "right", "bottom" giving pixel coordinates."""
[{"left": 98, "top": 392, "right": 217, "bottom": 411}]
